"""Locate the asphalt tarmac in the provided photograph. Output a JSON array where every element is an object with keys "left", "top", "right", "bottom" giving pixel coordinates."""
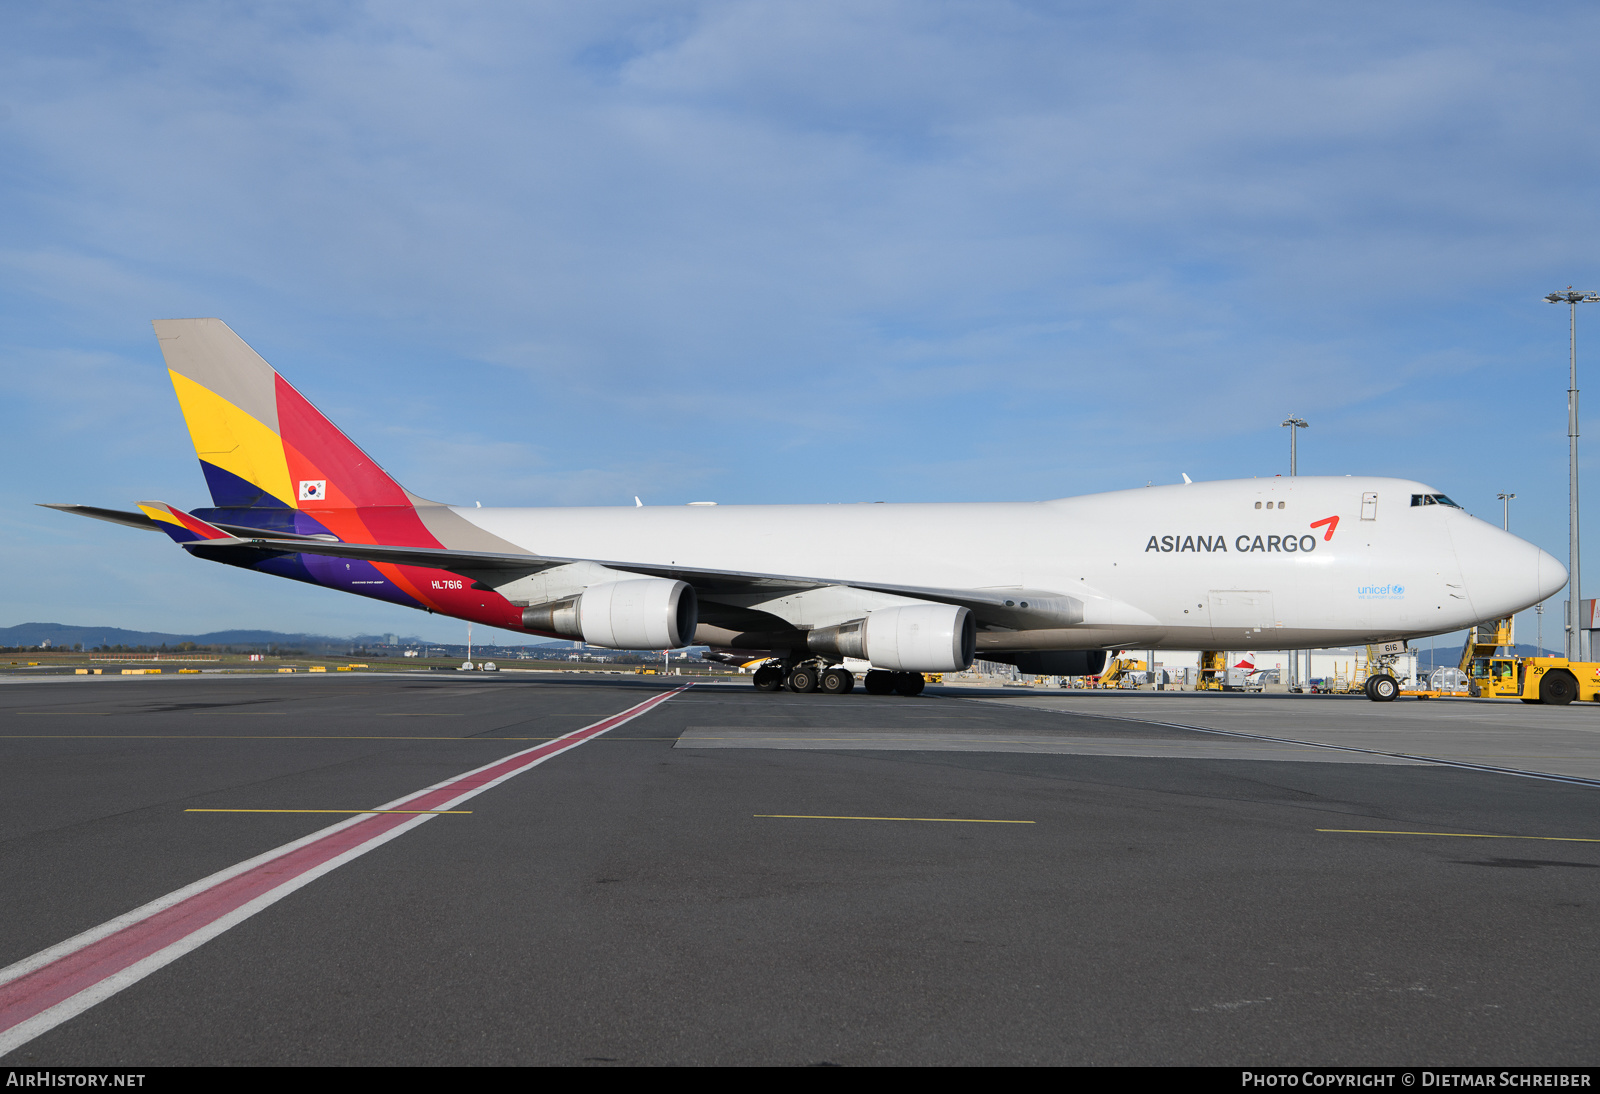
[{"left": 3, "top": 673, "right": 1600, "bottom": 1066}]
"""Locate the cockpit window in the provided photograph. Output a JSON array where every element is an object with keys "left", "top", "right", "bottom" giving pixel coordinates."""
[{"left": 1411, "top": 493, "right": 1461, "bottom": 508}]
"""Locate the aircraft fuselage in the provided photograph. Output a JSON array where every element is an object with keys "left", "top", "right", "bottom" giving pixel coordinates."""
[{"left": 440, "top": 475, "right": 1564, "bottom": 651}]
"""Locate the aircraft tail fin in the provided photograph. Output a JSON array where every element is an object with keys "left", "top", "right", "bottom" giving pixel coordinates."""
[
  {"left": 137, "top": 501, "right": 234, "bottom": 544},
  {"left": 152, "top": 319, "right": 417, "bottom": 511}
]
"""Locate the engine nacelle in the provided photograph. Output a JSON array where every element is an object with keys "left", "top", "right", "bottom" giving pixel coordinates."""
[
  {"left": 809, "top": 603, "right": 975, "bottom": 672},
  {"left": 522, "top": 578, "right": 697, "bottom": 649}
]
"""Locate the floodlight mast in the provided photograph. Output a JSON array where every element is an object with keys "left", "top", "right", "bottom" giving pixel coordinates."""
[
  {"left": 1546, "top": 289, "right": 1600, "bottom": 660},
  {"left": 1281, "top": 415, "right": 1310, "bottom": 688},
  {"left": 1281, "top": 417, "right": 1309, "bottom": 476},
  {"left": 1497, "top": 492, "right": 1516, "bottom": 531}
]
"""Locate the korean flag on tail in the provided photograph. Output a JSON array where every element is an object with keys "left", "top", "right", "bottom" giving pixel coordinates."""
[{"left": 298, "top": 480, "right": 327, "bottom": 502}]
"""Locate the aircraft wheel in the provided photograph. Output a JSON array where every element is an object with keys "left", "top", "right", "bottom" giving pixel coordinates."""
[
  {"left": 863, "top": 670, "right": 896, "bottom": 695},
  {"left": 1540, "top": 670, "right": 1578, "bottom": 705},
  {"left": 820, "top": 668, "right": 851, "bottom": 694},
  {"left": 893, "top": 671, "right": 926, "bottom": 697},
  {"left": 1368, "top": 674, "right": 1398, "bottom": 702},
  {"left": 752, "top": 666, "right": 784, "bottom": 692},
  {"left": 787, "top": 666, "right": 820, "bottom": 693},
  {"left": 840, "top": 671, "right": 856, "bottom": 693}
]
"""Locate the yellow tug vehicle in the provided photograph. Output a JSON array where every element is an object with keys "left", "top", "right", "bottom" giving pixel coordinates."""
[
  {"left": 1400, "top": 618, "right": 1600, "bottom": 705},
  {"left": 1465, "top": 655, "right": 1600, "bottom": 704}
]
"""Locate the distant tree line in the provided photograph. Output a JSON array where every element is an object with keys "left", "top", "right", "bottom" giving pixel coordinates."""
[{"left": 2, "top": 642, "right": 303, "bottom": 655}]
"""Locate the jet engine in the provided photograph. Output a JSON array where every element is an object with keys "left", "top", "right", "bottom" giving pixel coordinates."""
[
  {"left": 522, "top": 578, "right": 698, "bottom": 649},
  {"left": 808, "top": 603, "right": 976, "bottom": 672}
]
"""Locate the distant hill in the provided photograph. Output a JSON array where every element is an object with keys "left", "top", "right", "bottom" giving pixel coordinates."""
[
  {"left": 0, "top": 622, "right": 555, "bottom": 653},
  {"left": 0, "top": 622, "right": 416, "bottom": 652},
  {"left": 1417, "top": 642, "right": 1559, "bottom": 670}
]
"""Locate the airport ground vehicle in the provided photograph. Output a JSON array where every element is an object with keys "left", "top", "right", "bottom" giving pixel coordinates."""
[
  {"left": 1445, "top": 617, "right": 1600, "bottom": 703},
  {"left": 1093, "top": 657, "right": 1144, "bottom": 689},
  {"left": 1391, "top": 654, "right": 1600, "bottom": 704},
  {"left": 1462, "top": 656, "right": 1600, "bottom": 704},
  {"left": 1378, "top": 619, "right": 1600, "bottom": 704}
]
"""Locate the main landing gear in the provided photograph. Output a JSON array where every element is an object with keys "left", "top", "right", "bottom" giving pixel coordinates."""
[
  {"left": 752, "top": 662, "right": 856, "bottom": 694},
  {"left": 863, "top": 670, "right": 925, "bottom": 697},
  {"left": 750, "top": 661, "right": 925, "bottom": 696},
  {"left": 783, "top": 664, "right": 857, "bottom": 694}
]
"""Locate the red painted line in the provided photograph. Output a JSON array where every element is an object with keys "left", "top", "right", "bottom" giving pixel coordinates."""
[{"left": 0, "top": 684, "right": 688, "bottom": 1054}]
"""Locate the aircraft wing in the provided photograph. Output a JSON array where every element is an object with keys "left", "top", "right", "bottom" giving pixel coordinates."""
[
  {"left": 49, "top": 499, "right": 1086, "bottom": 630},
  {"left": 173, "top": 532, "right": 1084, "bottom": 628}
]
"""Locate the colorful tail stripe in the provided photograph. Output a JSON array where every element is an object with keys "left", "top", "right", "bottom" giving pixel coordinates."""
[
  {"left": 137, "top": 502, "right": 233, "bottom": 544},
  {"left": 155, "top": 319, "right": 416, "bottom": 518},
  {"left": 149, "top": 319, "right": 534, "bottom": 633}
]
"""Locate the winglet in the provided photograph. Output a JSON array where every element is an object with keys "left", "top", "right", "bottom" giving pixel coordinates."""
[{"left": 136, "top": 501, "right": 236, "bottom": 544}]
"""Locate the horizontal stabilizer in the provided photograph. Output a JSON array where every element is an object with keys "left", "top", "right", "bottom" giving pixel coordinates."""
[
  {"left": 136, "top": 501, "right": 236, "bottom": 544},
  {"left": 37, "top": 504, "right": 160, "bottom": 532},
  {"left": 41, "top": 502, "right": 338, "bottom": 543}
]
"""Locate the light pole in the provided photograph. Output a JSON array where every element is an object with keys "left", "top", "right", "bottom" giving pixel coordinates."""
[
  {"left": 1281, "top": 416, "right": 1310, "bottom": 687},
  {"left": 1282, "top": 417, "right": 1309, "bottom": 476},
  {"left": 1546, "top": 289, "right": 1599, "bottom": 660},
  {"left": 1497, "top": 492, "right": 1516, "bottom": 531},
  {"left": 1498, "top": 491, "right": 1518, "bottom": 659}
]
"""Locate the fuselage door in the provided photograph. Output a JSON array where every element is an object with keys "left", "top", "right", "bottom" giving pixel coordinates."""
[
  {"left": 1361, "top": 492, "right": 1378, "bottom": 521},
  {"left": 1207, "top": 590, "right": 1276, "bottom": 637}
]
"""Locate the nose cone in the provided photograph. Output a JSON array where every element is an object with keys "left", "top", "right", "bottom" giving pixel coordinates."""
[
  {"left": 1537, "top": 545, "right": 1570, "bottom": 603},
  {"left": 1454, "top": 518, "right": 1566, "bottom": 617}
]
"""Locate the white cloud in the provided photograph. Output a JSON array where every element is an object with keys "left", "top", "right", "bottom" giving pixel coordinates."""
[{"left": 2, "top": 0, "right": 1598, "bottom": 630}]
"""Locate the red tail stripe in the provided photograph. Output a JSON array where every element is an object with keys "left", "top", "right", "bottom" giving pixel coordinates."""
[{"left": 274, "top": 374, "right": 410, "bottom": 509}]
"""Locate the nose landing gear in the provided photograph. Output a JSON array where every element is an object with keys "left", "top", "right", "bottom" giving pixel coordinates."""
[{"left": 1363, "top": 673, "right": 1399, "bottom": 702}]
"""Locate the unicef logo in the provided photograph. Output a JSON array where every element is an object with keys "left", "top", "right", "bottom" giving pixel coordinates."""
[{"left": 1393, "top": 585, "right": 1405, "bottom": 596}]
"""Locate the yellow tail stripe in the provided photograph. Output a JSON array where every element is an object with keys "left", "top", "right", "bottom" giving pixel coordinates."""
[
  {"left": 168, "top": 369, "right": 295, "bottom": 508},
  {"left": 136, "top": 503, "right": 185, "bottom": 528}
]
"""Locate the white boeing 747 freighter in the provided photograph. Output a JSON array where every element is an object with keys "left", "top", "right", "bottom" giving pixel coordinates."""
[{"left": 47, "top": 319, "right": 1566, "bottom": 697}]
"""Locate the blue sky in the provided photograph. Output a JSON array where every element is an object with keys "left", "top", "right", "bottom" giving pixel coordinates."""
[{"left": 3, "top": 1, "right": 1598, "bottom": 649}]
